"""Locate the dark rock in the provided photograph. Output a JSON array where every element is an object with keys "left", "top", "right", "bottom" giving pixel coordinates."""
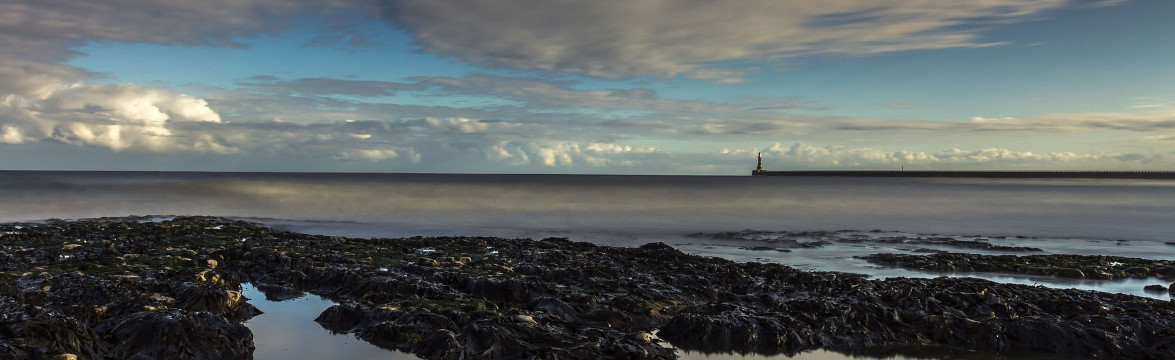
[
  {"left": 1144, "top": 284, "right": 1167, "bottom": 292},
  {"left": 172, "top": 282, "right": 261, "bottom": 321},
  {"left": 857, "top": 252, "right": 1175, "bottom": 280},
  {"left": 413, "top": 329, "right": 463, "bottom": 359},
  {"left": 638, "top": 242, "right": 673, "bottom": 251},
  {"left": 0, "top": 302, "right": 106, "bottom": 360},
  {"left": 253, "top": 282, "right": 303, "bottom": 302},
  {"left": 357, "top": 310, "right": 458, "bottom": 351},
  {"left": 314, "top": 302, "right": 371, "bottom": 333},
  {"left": 102, "top": 309, "right": 253, "bottom": 360},
  {"left": 742, "top": 246, "right": 777, "bottom": 251},
  {"left": 5, "top": 216, "right": 1175, "bottom": 360}
]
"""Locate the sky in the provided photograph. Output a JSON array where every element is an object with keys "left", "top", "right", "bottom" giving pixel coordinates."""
[{"left": 1, "top": 0, "right": 1173, "bottom": 175}]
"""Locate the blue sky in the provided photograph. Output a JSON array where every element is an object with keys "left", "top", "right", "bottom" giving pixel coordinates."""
[{"left": 2, "top": 0, "right": 1173, "bottom": 174}]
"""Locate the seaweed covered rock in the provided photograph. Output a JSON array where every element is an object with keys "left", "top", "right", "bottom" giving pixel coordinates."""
[
  {"left": 858, "top": 252, "right": 1175, "bottom": 280},
  {"left": 101, "top": 308, "right": 253, "bottom": 360},
  {"left": 4, "top": 216, "right": 1175, "bottom": 360},
  {"left": 252, "top": 282, "right": 304, "bottom": 302},
  {"left": 0, "top": 300, "right": 106, "bottom": 360},
  {"left": 172, "top": 282, "right": 261, "bottom": 320},
  {"left": 314, "top": 302, "right": 374, "bottom": 333}
]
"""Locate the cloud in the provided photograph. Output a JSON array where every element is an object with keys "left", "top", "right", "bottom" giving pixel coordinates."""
[
  {"left": 384, "top": 0, "right": 1072, "bottom": 80},
  {"left": 334, "top": 148, "right": 421, "bottom": 163},
  {"left": 753, "top": 142, "right": 1160, "bottom": 169},
  {"left": 831, "top": 112, "right": 1175, "bottom": 134},
  {"left": 426, "top": 117, "right": 491, "bottom": 133},
  {"left": 0, "top": 0, "right": 386, "bottom": 155},
  {"left": 485, "top": 140, "right": 658, "bottom": 168},
  {"left": 0, "top": 0, "right": 332, "bottom": 56},
  {"left": 1, "top": 80, "right": 232, "bottom": 153}
]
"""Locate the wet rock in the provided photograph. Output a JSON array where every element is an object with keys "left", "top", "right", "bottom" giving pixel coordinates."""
[
  {"left": 858, "top": 252, "right": 1175, "bottom": 280},
  {"left": 5, "top": 216, "right": 1175, "bottom": 360},
  {"left": 172, "top": 282, "right": 261, "bottom": 321},
  {"left": 314, "top": 302, "right": 372, "bottom": 333},
  {"left": 413, "top": 329, "right": 463, "bottom": 359},
  {"left": 1052, "top": 267, "right": 1086, "bottom": 278},
  {"left": 253, "top": 282, "right": 304, "bottom": 302},
  {"left": 1144, "top": 284, "right": 1167, "bottom": 292},
  {"left": 357, "top": 309, "right": 458, "bottom": 351},
  {"left": 0, "top": 302, "right": 106, "bottom": 360},
  {"left": 102, "top": 308, "right": 253, "bottom": 360},
  {"left": 742, "top": 246, "right": 777, "bottom": 251}
]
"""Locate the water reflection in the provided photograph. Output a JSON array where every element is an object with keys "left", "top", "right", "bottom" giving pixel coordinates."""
[{"left": 241, "top": 284, "right": 420, "bottom": 360}]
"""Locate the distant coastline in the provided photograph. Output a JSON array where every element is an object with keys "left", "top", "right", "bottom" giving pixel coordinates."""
[{"left": 751, "top": 170, "right": 1175, "bottom": 179}]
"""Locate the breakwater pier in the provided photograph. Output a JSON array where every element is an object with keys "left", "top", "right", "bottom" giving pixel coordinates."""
[{"left": 750, "top": 170, "right": 1175, "bottom": 179}]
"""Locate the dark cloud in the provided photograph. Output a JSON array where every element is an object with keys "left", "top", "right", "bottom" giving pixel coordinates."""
[{"left": 382, "top": 0, "right": 1072, "bottom": 81}]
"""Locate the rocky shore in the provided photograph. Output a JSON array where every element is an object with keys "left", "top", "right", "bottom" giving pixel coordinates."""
[
  {"left": 3, "top": 217, "right": 1175, "bottom": 359},
  {"left": 858, "top": 252, "right": 1175, "bottom": 282}
]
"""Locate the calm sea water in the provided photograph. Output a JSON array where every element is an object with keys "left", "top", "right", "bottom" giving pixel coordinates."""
[
  {"left": 3, "top": 171, "right": 1172, "bottom": 239},
  {"left": 3, "top": 171, "right": 1172, "bottom": 359},
  {"left": 3, "top": 171, "right": 1174, "bottom": 279}
]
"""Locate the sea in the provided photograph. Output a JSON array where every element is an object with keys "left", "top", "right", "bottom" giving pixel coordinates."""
[{"left": 2, "top": 171, "right": 1173, "bottom": 359}]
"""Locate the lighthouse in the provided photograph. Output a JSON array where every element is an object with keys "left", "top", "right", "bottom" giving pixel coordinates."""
[{"left": 754, "top": 152, "right": 764, "bottom": 174}]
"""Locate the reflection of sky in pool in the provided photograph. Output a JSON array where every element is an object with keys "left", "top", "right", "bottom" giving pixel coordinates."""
[{"left": 242, "top": 284, "right": 419, "bottom": 360}]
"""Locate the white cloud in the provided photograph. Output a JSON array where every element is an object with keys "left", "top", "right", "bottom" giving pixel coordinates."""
[
  {"left": 386, "top": 0, "right": 1071, "bottom": 80},
  {"left": 0, "top": 0, "right": 376, "bottom": 155},
  {"left": 426, "top": 117, "right": 491, "bottom": 133},
  {"left": 1, "top": 124, "right": 27, "bottom": 144},
  {"left": 754, "top": 142, "right": 1158, "bottom": 169},
  {"left": 484, "top": 140, "right": 658, "bottom": 168},
  {"left": 486, "top": 143, "right": 531, "bottom": 166},
  {"left": 1, "top": 81, "right": 231, "bottom": 153},
  {"left": 334, "top": 148, "right": 421, "bottom": 163}
]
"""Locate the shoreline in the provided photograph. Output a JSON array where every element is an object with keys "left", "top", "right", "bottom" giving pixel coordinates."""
[{"left": 2, "top": 216, "right": 1175, "bottom": 359}]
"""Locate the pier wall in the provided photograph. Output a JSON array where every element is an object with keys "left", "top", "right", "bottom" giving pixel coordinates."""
[{"left": 751, "top": 170, "right": 1175, "bottom": 179}]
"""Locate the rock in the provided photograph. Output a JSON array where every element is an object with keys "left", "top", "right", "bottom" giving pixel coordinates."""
[
  {"left": 102, "top": 309, "right": 254, "bottom": 360},
  {"left": 1170, "top": 283, "right": 1175, "bottom": 296},
  {"left": 0, "top": 304, "right": 106, "bottom": 360},
  {"left": 357, "top": 310, "right": 458, "bottom": 350},
  {"left": 315, "top": 303, "right": 371, "bottom": 333},
  {"left": 51, "top": 354, "right": 78, "bottom": 360},
  {"left": 172, "top": 282, "right": 260, "bottom": 320},
  {"left": 1143, "top": 284, "right": 1167, "bottom": 292},
  {"left": 413, "top": 329, "right": 463, "bottom": 359},
  {"left": 7, "top": 216, "right": 1175, "bottom": 360},
  {"left": 254, "top": 282, "right": 304, "bottom": 302}
]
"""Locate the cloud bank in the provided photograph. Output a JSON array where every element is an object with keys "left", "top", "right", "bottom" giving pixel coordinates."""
[
  {"left": 385, "top": 0, "right": 1071, "bottom": 81},
  {"left": 740, "top": 142, "right": 1164, "bottom": 170}
]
